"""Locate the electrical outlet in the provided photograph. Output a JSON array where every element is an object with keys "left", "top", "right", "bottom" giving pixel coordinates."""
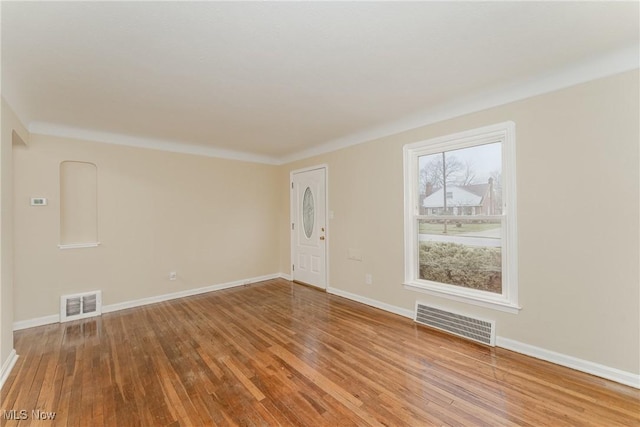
[
  {"left": 365, "top": 274, "right": 373, "bottom": 285},
  {"left": 169, "top": 271, "right": 177, "bottom": 280}
]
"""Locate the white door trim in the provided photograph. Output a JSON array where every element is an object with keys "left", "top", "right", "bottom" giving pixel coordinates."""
[{"left": 290, "top": 164, "right": 329, "bottom": 289}]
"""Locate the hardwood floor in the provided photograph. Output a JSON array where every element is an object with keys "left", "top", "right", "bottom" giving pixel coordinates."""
[{"left": 1, "top": 279, "right": 638, "bottom": 426}]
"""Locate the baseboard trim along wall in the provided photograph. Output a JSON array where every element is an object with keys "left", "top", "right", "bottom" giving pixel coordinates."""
[
  {"left": 101, "top": 273, "right": 281, "bottom": 314},
  {"left": 12, "top": 314, "right": 60, "bottom": 331},
  {"left": 327, "top": 286, "right": 415, "bottom": 319},
  {"left": 0, "top": 349, "right": 19, "bottom": 390},
  {"left": 11, "top": 276, "right": 639, "bottom": 389},
  {"left": 327, "top": 285, "right": 640, "bottom": 389},
  {"left": 495, "top": 337, "right": 640, "bottom": 389},
  {"left": 13, "top": 273, "right": 283, "bottom": 331}
]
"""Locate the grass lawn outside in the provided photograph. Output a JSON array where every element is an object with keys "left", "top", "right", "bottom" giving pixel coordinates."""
[{"left": 419, "top": 220, "right": 501, "bottom": 236}]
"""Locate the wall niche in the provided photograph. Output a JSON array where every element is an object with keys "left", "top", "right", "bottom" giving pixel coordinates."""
[{"left": 59, "top": 161, "right": 98, "bottom": 248}]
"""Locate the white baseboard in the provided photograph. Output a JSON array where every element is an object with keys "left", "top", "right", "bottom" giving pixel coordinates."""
[
  {"left": 102, "top": 273, "right": 280, "bottom": 314},
  {"left": 326, "top": 285, "right": 639, "bottom": 389},
  {"left": 279, "top": 273, "right": 292, "bottom": 281},
  {"left": 13, "top": 314, "right": 60, "bottom": 331},
  {"left": 0, "top": 349, "right": 18, "bottom": 390},
  {"left": 496, "top": 337, "right": 640, "bottom": 389},
  {"left": 13, "top": 273, "right": 282, "bottom": 331},
  {"left": 327, "top": 286, "right": 414, "bottom": 319}
]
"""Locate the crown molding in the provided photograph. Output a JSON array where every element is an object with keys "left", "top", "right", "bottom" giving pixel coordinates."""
[
  {"left": 280, "top": 44, "right": 640, "bottom": 164},
  {"left": 28, "top": 122, "right": 281, "bottom": 165},
  {"left": 14, "top": 44, "right": 640, "bottom": 166}
]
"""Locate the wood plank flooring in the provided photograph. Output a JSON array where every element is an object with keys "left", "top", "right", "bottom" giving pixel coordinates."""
[{"left": 1, "top": 279, "right": 638, "bottom": 426}]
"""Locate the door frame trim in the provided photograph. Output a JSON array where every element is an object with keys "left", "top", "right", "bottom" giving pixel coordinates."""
[{"left": 290, "top": 164, "right": 329, "bottom": 289}]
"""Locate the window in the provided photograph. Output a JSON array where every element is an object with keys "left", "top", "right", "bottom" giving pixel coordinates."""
[{"left": 403, "top": 122, "right": 519, "bottom": 313}]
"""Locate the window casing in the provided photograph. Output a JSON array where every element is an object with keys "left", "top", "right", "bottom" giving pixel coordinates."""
[{"left": 403, "top": 122, "right": 519, "bottom": 313}]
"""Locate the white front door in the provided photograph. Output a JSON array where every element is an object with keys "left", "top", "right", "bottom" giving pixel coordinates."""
[{"left": 291, "top": 167, "right": 327, "bottom": 289}]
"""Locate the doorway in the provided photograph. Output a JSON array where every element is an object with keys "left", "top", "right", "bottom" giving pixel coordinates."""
[{"left": 290, "top": 166, "right": 327, "bottom": 289}]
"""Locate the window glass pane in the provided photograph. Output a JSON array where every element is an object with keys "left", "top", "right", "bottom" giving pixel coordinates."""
[
  {"left": 418, "top": 218, "right": 502, "bottom": 294},
  {"left": 419, "top": 142, "right": 502, "bottom": 217},
  {"left": 417, "top": 142, "right": 503, "bottom": 294},
  {"left": 418, "top": 218, "right": 501, "bottom": 239},
  {"left": 302, "top": 187, "right": 314, "bottom": 238},
  {"left": 418, "top": 152, "right": 443, "bottom": 215},
  {"left": 419, "top": 239, "right": 502, "bottom": 294}
]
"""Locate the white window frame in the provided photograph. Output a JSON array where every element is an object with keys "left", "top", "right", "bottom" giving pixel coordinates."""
[{"left": 403, "top": 121, "right": 520, "bottom": 313}]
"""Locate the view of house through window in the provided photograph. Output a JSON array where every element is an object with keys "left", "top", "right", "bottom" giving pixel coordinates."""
[{"left": 418, "top": 142, "right": 502, "bottom": 293}]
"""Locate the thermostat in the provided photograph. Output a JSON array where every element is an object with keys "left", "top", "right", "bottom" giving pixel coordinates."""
[{"left": 30, "top": 197, "right": 47, "bottom": 206}]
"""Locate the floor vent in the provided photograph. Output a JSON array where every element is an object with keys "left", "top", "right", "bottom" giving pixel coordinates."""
[
  {"left": 415, "top": 302, "right": 495, "bottom": 346},
  {"left": 60, "top": 291, "right": 102, "bottom": 322}
]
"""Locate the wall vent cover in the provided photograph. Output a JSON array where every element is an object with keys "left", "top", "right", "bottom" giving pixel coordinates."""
[
  {"left": 60, "top": 290, "right": 102, "bottom": 322},
  {"left": 415, "top": 302, "right": 495, "bottom": 346}
]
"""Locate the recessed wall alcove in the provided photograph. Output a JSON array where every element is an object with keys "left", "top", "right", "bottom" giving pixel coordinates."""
[{"left": 59, "top": 161, "right": 98, "bottom": 248}]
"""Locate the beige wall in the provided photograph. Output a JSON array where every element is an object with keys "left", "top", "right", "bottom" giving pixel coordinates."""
[
  {"left": 1, "top": 99, "right": 29, "bottom": 366},
  {"left": 13, "top": 135, "right": 280, "bottom": 321},
  {"left": 279, "top": 70, "right": 640, "bottom": 375},
  {"left": 6, "top": 70, "right": 639, "bottom": 380}
]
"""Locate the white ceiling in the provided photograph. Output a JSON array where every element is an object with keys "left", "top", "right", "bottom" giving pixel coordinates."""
[{"left": 2, "top": 2, "right": 639, "bottom": 164}]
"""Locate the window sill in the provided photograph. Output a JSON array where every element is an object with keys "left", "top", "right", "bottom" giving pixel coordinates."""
[
  {"left": 58, "top": 242, "right": 100, "bottom": 250},
  {"left": 404, "top": 281, "right": 521, "bottom": 314}
]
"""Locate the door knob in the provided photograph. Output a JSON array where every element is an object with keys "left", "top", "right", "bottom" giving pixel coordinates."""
[{"left": 320, "top": 236, "right": 325, "bottom": 240}]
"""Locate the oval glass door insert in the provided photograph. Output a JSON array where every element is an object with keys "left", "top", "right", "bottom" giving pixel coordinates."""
[{"left": 303, "top": 187, "right": 314, "bottom": 238}]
